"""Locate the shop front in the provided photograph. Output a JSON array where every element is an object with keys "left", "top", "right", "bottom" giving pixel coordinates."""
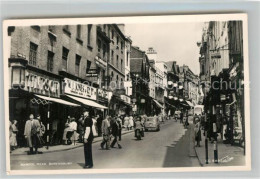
[{"left": 9, "top": 57, "right": 79, "bottom": 147}]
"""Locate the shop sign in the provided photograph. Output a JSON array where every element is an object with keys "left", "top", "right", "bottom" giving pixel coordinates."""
[
  {"left": 141, "top": 99, "right": 145, "bottom": 103},
  {"left": 98, "top": 89, "right": 108, "bottom": 99},
  {"left": 25, "top": 71, "right": 60, "bottom": 97},
  {"left": 120, "top": 95, "right": 131, "bottom": 104},
  {"left": 64, "top": 78, "right": 96, "bottom": 100},
  {"left": 86, "top": 69, "right": 99, "bottom": 77}
]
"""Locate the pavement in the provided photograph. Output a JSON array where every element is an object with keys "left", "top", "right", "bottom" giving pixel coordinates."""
[
  {"left": 10, "top": 128, "right": 134, "bottom": 156},
  {"left": 10, "top": 119, "right": 201, "bottom": 170},
  {"left": 194, "top": 130, "right": 245, "bottom": 167}
]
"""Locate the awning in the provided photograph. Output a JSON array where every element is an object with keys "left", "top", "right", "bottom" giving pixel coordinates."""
[
  {"left": 66, "top": 95, "right": 107, "bottom": 109},
  {"left": 153, "top": 99, "right": 164, "bottom": 109},
  {"left": 35, "top": 95, "right": 80, "bottom": 107},
  {"left": 185, "top": 100, "right": 194, "bottom": 107}
]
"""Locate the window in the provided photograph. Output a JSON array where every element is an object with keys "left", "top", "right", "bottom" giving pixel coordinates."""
[
  {"left": 111, "top": 30, "right": 114, "bottom": 39},
  {"left": 77, "top": 25, "right": 81, "bottom": 39},
  {"left": 75, "top": 55, "right": 81, "bottom": 76},
  {"left": 29, "top": 42, "right": 38, "bottom": 66},
  {"left": 121, "top": 41, "right": 124, "bottom": 50},
  {"left": 116, "top": 55, "right": 119, "bottom": 68},
  {"left": 98, "top": 39, "right": 102, "bottom": 53},
  {"left": 126, "top": 52, "right": 129, "bottom": 66},
  {"left": 116, "top": 75, "right": 119, "bottom": 86},
  {"left": 117, "top": 36, "right": 119, "bottom": 45},
  {"left": 103, "top": 44, "right": 107, "bottom": 59},
  {"left": 87, "top": 24, "right": 92, "bottom": 45},
  {"left": 111, "top": 50, "right": 114, "bottom": 63},
  {"left": 31, "top": 26, "right": 40, "bottom": 31},
  {"left": 121, "top": 59, "right": 123, "bottom": 71},
  {"left": 86, "top": 60, "right": 91, "bottom": 74},
  {"left": 47, "top": 51, "right": 54, "bottom": 72},
  {"left": 62, "top": 47, "right": 69, "bottom": 70}
]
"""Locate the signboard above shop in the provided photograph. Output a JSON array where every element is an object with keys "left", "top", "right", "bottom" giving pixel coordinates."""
[
  {"left": 25, "top": 70, "right": 60, "bottom": 98},
  {"left": 64, "top": 78, "right": 97, "bottom": 100}
]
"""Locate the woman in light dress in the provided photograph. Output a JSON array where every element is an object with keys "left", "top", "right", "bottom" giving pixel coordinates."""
[{"left": 10, "top": 120, "right": 18, "bottom": 151}]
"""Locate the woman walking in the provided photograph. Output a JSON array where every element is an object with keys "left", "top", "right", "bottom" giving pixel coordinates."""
[{"left": 10, "top": 120, "right": 18, "bottom": 151}]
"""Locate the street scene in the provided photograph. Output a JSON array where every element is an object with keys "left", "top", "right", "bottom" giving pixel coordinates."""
[{"left": 6, "top": 19, "right": 246, "bottom": 171}]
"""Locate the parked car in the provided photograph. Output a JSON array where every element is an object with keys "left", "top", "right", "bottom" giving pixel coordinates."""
[{"left": 144, "top": 117, "right": 160, "bottom": 131}]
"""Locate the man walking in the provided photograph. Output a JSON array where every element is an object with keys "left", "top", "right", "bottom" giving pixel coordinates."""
[
  {"left": 100, "top": 116, "right": 111, "bottom": 150},
  {"left": 83, "top": 111, "right": 94, "bottom": 169},
  {"left": 96, "top": 114, "right": 103, "bottom": 137},
  {"left": 24, "top": 114, "right": 41, "bottom": 155},
  {"left": 110, "top": 118, "right": 122, "bottom": 149},
  {"left": 116, "top": 115, "right": 122, "bottom": 141}
]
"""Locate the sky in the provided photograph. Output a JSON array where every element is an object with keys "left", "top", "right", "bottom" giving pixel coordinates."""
[{"left": 125, "top": 22, "right": 205, "bottom": 75}]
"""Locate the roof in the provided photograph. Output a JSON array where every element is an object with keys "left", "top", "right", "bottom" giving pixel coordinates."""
[{"left": 130, "top": 58, "right": 143, "bottom": 73}]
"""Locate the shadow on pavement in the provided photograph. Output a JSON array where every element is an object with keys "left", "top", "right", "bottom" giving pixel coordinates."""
[{"left": 163, "top": 126, "right": 195, "bottom": 168}]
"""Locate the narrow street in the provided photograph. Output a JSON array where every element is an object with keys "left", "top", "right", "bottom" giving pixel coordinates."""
[{"left": 10, "top": 119, "right": 200, "bottom": 170}]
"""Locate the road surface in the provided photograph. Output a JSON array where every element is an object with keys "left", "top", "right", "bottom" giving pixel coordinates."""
[{"left": 10, "top": 119, "right": 200, "bottom": 170}]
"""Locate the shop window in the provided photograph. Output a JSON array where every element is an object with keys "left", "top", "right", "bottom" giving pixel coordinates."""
[
  {"left": 29, "top": 42, "right": 38, "bottom": 66},
  {"left": 47, "top": 51, "right": 54, "bottom": 72}
]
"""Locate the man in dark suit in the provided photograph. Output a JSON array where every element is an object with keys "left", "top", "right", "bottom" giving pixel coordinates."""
[
  {"left": 83, "top": 111, "right": 94, "bottom": 169},
  {"left": 110, "top": 117, "right": 122, "bottom": 149}
]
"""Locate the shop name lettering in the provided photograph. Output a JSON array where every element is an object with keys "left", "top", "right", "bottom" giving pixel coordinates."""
[
  {"left": 65, "top": 79, "right": 96, "bottom": 99},
  {"left": 26, "top": 73, "right": 59, "bottom": 94}
]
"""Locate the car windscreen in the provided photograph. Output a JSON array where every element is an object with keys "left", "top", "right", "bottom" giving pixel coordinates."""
[{"left": 146, "top": 117, "right": 156, "bottom": 122}]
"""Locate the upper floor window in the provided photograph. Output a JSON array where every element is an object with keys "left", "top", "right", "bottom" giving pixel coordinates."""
[
  {"left": 86, "top": 60, "right": 91, "bottom": 74},
  {"left": 75, "top": 54, "right": 81, "bottom": 76},
  {"left": 111, "top": 30, "right": 114, "bottom": 40},
  {"left": 111, "top": 50, "right": 114, "bottom": 63},
  {"left": 87, "top": 24, "right": 92, "bottom": 46},
  {"left": 47, "top": 51, "right": 54, "bottom": 72},
  {"left": 29, "top": 42, "right": 38, "bottom": 66},
  {"left": 103, "top": 44, "right": 107, "bottom": 59},
  {"left": 62, "top": 47, "right": 69, "bottom": 70},
  {"left": 31, "top": 26, "right": 40, "bottom": 32},
  {"left": 116, "top": 55, "right": 119, "bottom": 68},
  {"left": 121, "top": 59, "right": 123, "bottom": 71},
  {"left": 77, "top": 25, "right": 81, "bottom": 39},
  {"left": 48, "top": 26, "right": 55, "bottom": 33},
  {"left": 121, "top": 41, "right": 124, "bottom": 50},
  {"left": 97, "top": 39, "right": 102, "bottom": 53}
]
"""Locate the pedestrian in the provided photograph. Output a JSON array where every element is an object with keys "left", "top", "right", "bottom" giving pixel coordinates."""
[
  {"left": 10, "top": 120, "right": 18, "bottom": 151},
  {"left": 83, "top": 111, "right": 94, "bottom": 169},
  {"left": 180, "top": 110, "right": 183, "bottom": 124},
  {"left": 70, "top": 117, "right": 78, "bottom": 145},
  {"left": 63, "top": 116, "right": 73, "bottom": 145},
  {"left": 194, "top": 118, "right": 202, "bottom": 147},
  {"left": 100, "top": 116, "right": 111, "bottom": 150},
  {"left": 77, "top": 115, "right": 85, "bottom": 143},
  {"left": 96, "top": 114, "right": 103, "bottom": 137},
  {"left": 24, "top": 114, "right": 42, "bottom": 155},
  {"left": 37, "top": 115, "right": 45, "bottom": 148},
  {"left": 124, "top": 115, "right": 129, "bottom": 130},
  {"left": 117, "top": 115, "right": 122, "bottom": 141},
  {"left": 129, "top": 115, "right": 134, "bottom": 130},
  {"left": 110, "top": 118, "right": 122, "bottom": 149}
]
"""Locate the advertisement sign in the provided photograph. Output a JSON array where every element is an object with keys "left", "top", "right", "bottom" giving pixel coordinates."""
[
  {"left": 64, "top": 78, "right": 97, "bottom": 100},
  {"left": 120, "top": 95, "right": 131, "bottom": 104},
  {"left": 25, "top": 70, "right": 60, "bottom": 97}
]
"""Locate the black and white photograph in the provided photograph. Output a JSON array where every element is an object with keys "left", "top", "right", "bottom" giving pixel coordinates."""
[{"left": 3, "top": 14, "right": 250, "bottom": 175}]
